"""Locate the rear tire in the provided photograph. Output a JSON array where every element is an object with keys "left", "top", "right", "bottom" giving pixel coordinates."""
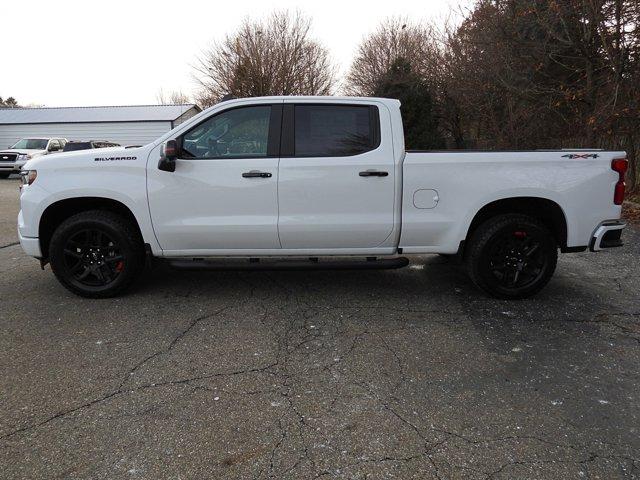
[
  {"left": 466, "top": 214, "right": 557, "bottom": 299},
  {"left": 49, "top": 210, "right": 145, "bottom": 298}
]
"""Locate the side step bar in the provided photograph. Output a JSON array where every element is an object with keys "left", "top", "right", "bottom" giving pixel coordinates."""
[{"left": 166, "top": 257, "right": 410, "bottom": 271}]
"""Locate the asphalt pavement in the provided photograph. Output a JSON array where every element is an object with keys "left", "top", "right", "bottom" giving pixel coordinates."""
[{"left": 0, "top": 178, "right": 638, "bottom": 479}]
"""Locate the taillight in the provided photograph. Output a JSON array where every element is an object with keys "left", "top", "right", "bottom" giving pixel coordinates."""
[{"left": 611, "top": 158, "right": 628, "bottom": 205}]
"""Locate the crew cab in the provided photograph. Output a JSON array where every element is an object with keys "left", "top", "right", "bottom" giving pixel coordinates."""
[
  {"left": 17, "top": 96, "right": 628, "bottom": 298},
  {"left": 0, "top": 137, "right": 67, "bottom": 178}
]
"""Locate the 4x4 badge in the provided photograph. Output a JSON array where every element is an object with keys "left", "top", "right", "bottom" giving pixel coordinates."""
[{"left": 562, "top": 153, "right": 599, "bottom": 159}]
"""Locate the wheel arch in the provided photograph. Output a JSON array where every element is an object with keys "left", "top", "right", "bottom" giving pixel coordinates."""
[
  {"left": 39, "top": 197, "right": 144, "bottom": 259},
  {"left": 464, "top": 197, "right": 568, "bottom": 252}
]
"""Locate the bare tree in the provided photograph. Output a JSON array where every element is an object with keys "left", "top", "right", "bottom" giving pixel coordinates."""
[
  {"left": 344, "top": 18, "right": 441, "bottom": 96},
  {"left": 441, "top": 0, "right": 640, "bottom": 185},
  {"left": 155, "top": 89, "right": 192, "bottom": 105},
  {"left": 194, "top": 11, "right": 336, "bottom": 107}
]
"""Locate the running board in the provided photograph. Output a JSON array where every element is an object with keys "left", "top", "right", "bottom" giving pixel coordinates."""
[{"left": 166, "top": 257, "right": 409, "bottom": 271}]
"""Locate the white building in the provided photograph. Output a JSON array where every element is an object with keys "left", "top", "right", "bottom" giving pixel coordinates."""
[{"left": 0, "top": 104, "right": 201, "bottom": 149}]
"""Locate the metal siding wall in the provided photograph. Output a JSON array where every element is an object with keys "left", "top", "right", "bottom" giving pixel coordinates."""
[
  {"left": 0, "top": 122, "right": 172, "bottom": 149},
  {"left": 174, "top": 108, "right": 199, "bottom": 126}
]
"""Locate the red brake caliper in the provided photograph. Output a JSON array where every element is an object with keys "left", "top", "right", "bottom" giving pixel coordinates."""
[{"left": 115, "top": 261, "right": 125, "bottom": 272}]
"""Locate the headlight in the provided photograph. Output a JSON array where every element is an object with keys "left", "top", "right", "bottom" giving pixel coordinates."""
[
  {"left": 20, "top": 170, "right": 37, "bottom": 186},
  {"left": 17, "top": 154, "right": 32, "bottom": 162}
]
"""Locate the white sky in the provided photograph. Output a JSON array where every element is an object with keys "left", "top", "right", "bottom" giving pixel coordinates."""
[{"left": 4, "top": 0, "right": 467, "bottom": 107}]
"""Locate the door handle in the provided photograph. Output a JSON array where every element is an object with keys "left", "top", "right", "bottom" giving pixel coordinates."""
[
  {"left": 242, "top": 170, "right": 272, "bottom": 178},
  {"left": 359, "top": 170, "right": 389, "bottom": 177}
]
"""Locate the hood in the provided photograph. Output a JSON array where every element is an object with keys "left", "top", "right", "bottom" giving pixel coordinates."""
[
  {"left": 23, "top": 145, "right": 142, "bottom": 170},
  {"left": 0, "top": 148, "right": 46, "bottom": 155}
]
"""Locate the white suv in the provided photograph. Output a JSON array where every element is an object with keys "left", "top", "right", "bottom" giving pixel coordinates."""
[{"left": 0, "top": 138, "right": 67, "bottom": 178}]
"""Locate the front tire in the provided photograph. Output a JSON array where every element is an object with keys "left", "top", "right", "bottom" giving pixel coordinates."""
[
  {"left": 466, "top": 214, "right": 557, "bottom": 299},
  {"left": 49, "top": 210, "right": 145, "bottom": 298}
]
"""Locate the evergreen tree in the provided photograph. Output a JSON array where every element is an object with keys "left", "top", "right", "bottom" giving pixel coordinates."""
[{"left": 374, "top": 58, "right": 444, "bottom": 150}]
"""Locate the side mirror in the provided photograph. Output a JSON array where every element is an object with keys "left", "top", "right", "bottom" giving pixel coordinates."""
[{"left": 158, "top": 139, "right": 178, "bottom": 172}]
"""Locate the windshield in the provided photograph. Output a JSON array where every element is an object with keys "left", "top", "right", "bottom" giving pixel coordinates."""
[{"left": 10, "top": 139, "right": 49, "bottom": 150}]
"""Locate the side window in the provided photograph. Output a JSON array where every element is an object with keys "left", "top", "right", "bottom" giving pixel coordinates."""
[
  {"left": 182, "top": 105, "right": 271, "bottom": 159},
  {"left": 49, "top": 139, "right": 60, "bottom": 151},
  {"left": 294, "top": 105, "right": 379, "bottom": 157}
]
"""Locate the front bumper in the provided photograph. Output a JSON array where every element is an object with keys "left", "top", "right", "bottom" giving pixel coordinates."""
[
  {"left": 18, "top": 230, "right": 42, "bottom": 258},
  {"left": 0, "top": 161, "right": 26, "bottom": 172},
  {"left": 590, "top": 220, "right": 626, "bottom": 252},
  {"left": 18, "top": 209, "right": 41, "bottom": 257}
]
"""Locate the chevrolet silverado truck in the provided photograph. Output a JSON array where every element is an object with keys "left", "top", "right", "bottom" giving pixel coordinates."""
[
  {"left": 17, "top": 96, "right": 628, "bottom": 298},
  {"left": 0, "top": 137, "right": 67, "bottom": 178}
]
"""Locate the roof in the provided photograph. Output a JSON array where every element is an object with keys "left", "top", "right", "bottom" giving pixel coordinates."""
[{"left": 0, "top": 104, "right": 200, "bottom": 125}]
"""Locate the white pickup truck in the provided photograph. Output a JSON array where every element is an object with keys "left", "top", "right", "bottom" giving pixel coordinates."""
[{"left": 17, "top": 96, "right": 628, "bottom": 299}]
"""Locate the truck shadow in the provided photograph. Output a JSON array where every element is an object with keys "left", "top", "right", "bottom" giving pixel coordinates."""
[
  {"left": 133, "top": 248, "right": 639, "bottom": 367},
  {"left": 135, "top": 253, "right": 624, "bottom": 331}
]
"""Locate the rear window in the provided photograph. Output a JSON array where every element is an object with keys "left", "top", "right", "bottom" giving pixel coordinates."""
[
  {"left": 294, "top": 105, "right": 379, "bottom": 157},
  {"left": 63, "top": 142, "right": 92, "bottom": 152}
]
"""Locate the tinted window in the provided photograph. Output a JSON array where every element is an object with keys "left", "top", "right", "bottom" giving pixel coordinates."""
[
  {"left": 294, "top": 105, "right": 377, "bottom": 157},
  {"left": 63, "top": 142, "right": 92, "bottom": 152},
  {"left": 49, "top": 140, "right": 60, "bottom": 150},
  {"left": 182, "top": 106, "right": 271, "bottom": 159}
]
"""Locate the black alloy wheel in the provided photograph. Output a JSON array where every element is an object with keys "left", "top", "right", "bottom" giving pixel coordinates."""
[
  {"left": 62, "top": 229, "right": 126, "bottom": 287},
  {"left": 49, "top": 210, "right": 145, "bottom": 298},
  {"left": 485, "top": 229, "right": 548, "bottom": 290},
  {"left": 466, "top": 214, "right": 558, "bottom": 299}
]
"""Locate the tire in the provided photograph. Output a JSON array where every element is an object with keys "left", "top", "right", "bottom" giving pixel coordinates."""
[
  {"left": 466, "top": 214, "right": 557, "bottom": 299},
  {"left": 49, "top": 210, "right": 145, "bottom": 298},
  {"left": 0, "top": 172, "right": 11, "bottom": 179}
]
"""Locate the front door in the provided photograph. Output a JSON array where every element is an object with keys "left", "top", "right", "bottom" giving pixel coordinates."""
[
  {"left": 277, "top": 103, "right": 396, "bottom": 249},
  {"left": 147, "top": 104, "right": 282, "bottom": 254}
]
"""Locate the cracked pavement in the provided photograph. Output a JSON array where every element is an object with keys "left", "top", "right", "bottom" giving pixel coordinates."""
[{"left": 0, "top": 178, "right": 639, "bottom": 479}]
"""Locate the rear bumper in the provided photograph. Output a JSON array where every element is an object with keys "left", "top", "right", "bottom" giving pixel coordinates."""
[
  {"left": 18, "top": 230, "right": 42, "bottom": 258},
  {"left": 590, "top": 221, "right": 626, "bottom": 252}
]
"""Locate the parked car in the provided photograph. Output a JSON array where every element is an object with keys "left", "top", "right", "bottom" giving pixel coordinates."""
[
  {"left": 0, "top": 138, "right": 67, "bottom": 178},
  {"left": 63, "top": 140, "right": 120, "bottom": 152},
  {"left": 17, "top": 96, "right": 628, "bottom": 298}
]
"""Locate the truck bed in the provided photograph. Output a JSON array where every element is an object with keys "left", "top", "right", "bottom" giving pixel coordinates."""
[{"left": 399, "top": 150, "right": 625, "bottom": 253}]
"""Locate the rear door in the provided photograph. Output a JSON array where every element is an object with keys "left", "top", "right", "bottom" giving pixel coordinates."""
[{"left": 277, "top": 102, "right": 396, "bottom": 249}]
